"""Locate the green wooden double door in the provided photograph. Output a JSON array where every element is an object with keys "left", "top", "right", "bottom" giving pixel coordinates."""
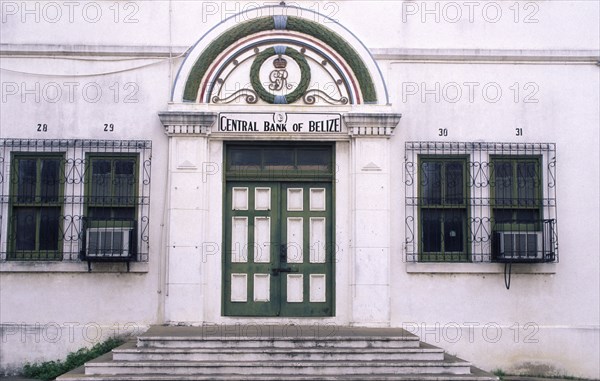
[{"left": 223, "top": 182, "right": 334, "bottom": 317}]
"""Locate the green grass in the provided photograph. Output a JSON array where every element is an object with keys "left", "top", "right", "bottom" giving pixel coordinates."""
[
  {"left": 492, "top": 368, "right": 594, "bottom": 381},
  {"left": 22, "top": 336, "right": 125, "bottom": 380},
  {"left": 493, "top": 369, "right": 507, "bottom": 379}
]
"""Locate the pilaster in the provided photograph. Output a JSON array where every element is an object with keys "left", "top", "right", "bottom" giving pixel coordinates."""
[
  {"left": 158, "top": 111, "right": 217, "bottom": 323},
  {"left": 344, "top": 113, "right": 401, "bottom": 326}
]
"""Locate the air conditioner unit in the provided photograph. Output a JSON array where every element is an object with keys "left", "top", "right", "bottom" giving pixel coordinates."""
[
  {"left": 86, "top": 227, "right": 132, "bottom": 258},
  {"left": 495, "top": 231, "right": 546, "bottom": 262}
]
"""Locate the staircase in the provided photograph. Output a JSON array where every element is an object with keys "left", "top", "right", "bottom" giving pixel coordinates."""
[{"left": 58, "top": 325, "right": 499, "bottom": 380}]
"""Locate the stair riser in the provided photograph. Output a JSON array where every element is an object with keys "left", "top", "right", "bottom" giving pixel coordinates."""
[
  {"left": 60, "top": 375, "right": 497, "bottom": 381},
  {"left": 112, "top": 351, "right": 445, "bottom": 362},
  {"left": 138, "top": 340, "right": 420, "bottom": 349},
  {"left": 61, "top": 375, "right": 497, "bottom": 381},
  {"left": 85, "top": 365, "right": 473, "bottom": 376}
]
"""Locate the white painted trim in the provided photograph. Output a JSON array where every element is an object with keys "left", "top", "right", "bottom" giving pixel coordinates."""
[
  {"left": 3, "top": 44, "right": 598, "bottom": 64},
  {"left": 0, "top": 43, "right": 189, "bottom": 58},
  {"left": 376, "top": 48, "right": 600, "bottom": 64},
  {"left": 406, "top": 262, "right": 557, "bottom": 274},
  {"left": 0, "top": 261, "right": 149, "bottom": 273}
]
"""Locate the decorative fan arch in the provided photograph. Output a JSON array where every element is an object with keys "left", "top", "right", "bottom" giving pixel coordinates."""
[{"left": 171, "top": 6, "right": 389, "bottom": 105}]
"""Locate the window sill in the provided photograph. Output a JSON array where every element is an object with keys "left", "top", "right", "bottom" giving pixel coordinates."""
[
  {"left": 0, "top": 261, "right": 149, "bottom": 273},
  {"left": 406, "top": 262, "right": 557, "bottom": 274}
]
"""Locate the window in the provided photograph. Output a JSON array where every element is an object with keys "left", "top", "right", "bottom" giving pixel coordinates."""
[
  {"left": 227, "top": 144, "right": 333, "bottom": 179},
  {"left": 8, "top": 154, "right": 64, "bottom": 260},
  {"left": 0, "top": 139, "right": 151, "bottom": 263},
  {"left": 84, "top": 155, "right": 138, "bottom": 259},
  {"left": 419, "top": 157, "right": 468, "bottom": 261},
  {"left": 491, "top": 157, "right": 550, "bottom": 262},
  {"left": 405, "top": 142, "right": 557, "bottom": 264},
  {"left": 87, "top": 155, "right": 137, "bottom": 220},
  {"left": 491, "top": 157, "right": 541, "bottom": 226}
]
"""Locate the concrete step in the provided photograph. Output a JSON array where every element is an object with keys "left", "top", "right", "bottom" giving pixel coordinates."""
[
  {"left": 136, "top": 325, "right": 421, "bottom": 349},
  {"left": 113, "top": 341, "right": 445, "bottom": 362},
  {"left": 54, "top": 326, "right": 499, "bottom": 381},
  {"left": 137, "top": 333, "right": 422, "bottom": 349},
  {"left": 83, "top": 355, "right": 474, "bottom": 376},
  {"left": 139, "top": 337, "right": 421, "bottom": 349},
  {"left": 58, "top": 364, "right": 498, "bottom": 381},
  {"left": 59, "top": 372, "right": 498, "bottom": 380}
]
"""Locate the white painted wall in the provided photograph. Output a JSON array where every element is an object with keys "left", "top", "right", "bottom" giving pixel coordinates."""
[
  {"left": 387, "top": 61, "right": 599, "bottom": 378},
  {"left": 0, "top": 50, "right": 172, "bottom": 374}
]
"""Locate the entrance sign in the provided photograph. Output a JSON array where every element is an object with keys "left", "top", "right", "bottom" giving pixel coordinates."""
[{"left": 218, "top": 112, "right": 343, "bottom": 134}]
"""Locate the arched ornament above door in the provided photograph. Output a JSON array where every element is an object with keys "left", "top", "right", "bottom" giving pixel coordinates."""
[{"left": 171, "top": 5, "right": 389, "bottom": 106}]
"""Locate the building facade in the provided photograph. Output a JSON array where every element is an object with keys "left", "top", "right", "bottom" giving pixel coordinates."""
[{"left": 1, "top": 1, "right": 599, "bottom": 378}]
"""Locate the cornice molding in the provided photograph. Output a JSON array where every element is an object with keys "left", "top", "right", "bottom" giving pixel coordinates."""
[
  {"left": 158, "top": 111, "right": 217, "bottom": 136},
  {"left": 343, "top": 113, "right": 402, "bottom": 138},
  {"left": 0, "top": 43, "right": 188, "bottom": 58},
  {"left": 373, "top": 48, "right": 600, "bottom": 64},
  {"left": 3, "top": 44, "right": 598, "bottom": 65}
]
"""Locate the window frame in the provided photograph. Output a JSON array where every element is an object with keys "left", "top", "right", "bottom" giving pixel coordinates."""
[
  {"left": 417, "top": 155, "right": 470, "bottom": 262},
  {"left": 85, "top": 154, "right": 139, "bottom": 222},
  {"left": 8, "top": 153, "right": 65, "bottom": 261},
  {"left": 225, "top": 143, "right": 334, "bottom": 182},
  {"left": 490, "top": 155, "right": 543, "bottom": 232},
  {"left": 83, "top": 154, "right": 140, "bottom": 260}
]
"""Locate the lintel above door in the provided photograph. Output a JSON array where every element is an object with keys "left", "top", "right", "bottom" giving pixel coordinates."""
[{"left": 158, "top": 111, "right": 401, "bottom": 139}]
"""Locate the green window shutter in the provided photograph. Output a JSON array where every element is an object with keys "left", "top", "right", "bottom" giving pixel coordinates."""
[
  {"left": 418, "top": 156, "right": 469, "bottom": 262},
  {"left": 9, "top": 154, "right": 64, "bottom": 260}
]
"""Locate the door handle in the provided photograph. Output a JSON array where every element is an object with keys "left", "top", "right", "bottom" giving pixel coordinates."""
[{"left": 280, "top": 244, "right": 287, "bottom": 261}]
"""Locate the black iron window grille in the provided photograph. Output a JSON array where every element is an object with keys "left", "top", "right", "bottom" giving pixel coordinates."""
[
  {"left": 0, "top": 139, "right": 151, "bottom": 263},
  {"left": 405, "top": 142, "right": 557, "bottom": 263}
]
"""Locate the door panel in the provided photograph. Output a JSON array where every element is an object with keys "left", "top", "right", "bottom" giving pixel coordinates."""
[
  {"left": 223, "top": 182, "right": 333, "bottom": 317},
  {"left": 224, "top": 183, "right": 280, "bottom": 316},
  {"left": 279, "top": 183, "right": 332, "bottom": 316}
]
